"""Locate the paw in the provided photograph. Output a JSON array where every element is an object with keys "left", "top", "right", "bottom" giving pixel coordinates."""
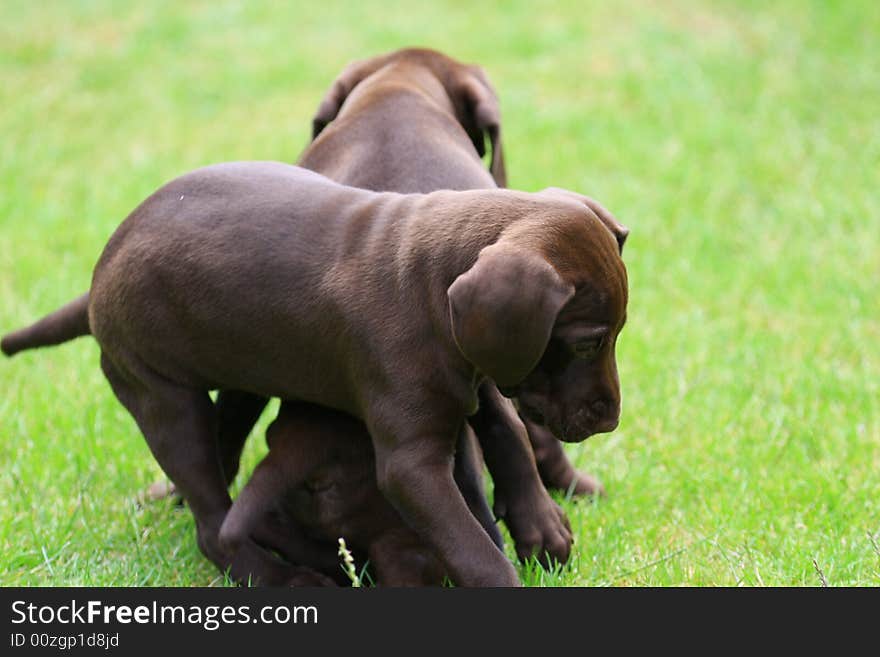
[
  {"left": 147, "top": 479, "right": 178, "bottom": 499},
  {"left": 495, "top": 489, "right": 573, "bottom": 568},
  {"left": 137, "top": 479, "right": 182, "bottom": 507}
]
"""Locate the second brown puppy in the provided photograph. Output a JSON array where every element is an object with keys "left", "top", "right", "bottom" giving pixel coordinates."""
[{"left": 220, "top": 402, "right": 446, "bottom": 586}]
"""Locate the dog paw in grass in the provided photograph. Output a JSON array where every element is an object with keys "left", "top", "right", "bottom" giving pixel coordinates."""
[
  {"left": 134, "top": 479, "right": 182, "bottom": 509},
  {"left": 145, "top": 479, "right": 178, "bottom": 501}
]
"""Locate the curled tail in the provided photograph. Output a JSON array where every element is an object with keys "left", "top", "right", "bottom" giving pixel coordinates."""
[{"left": 1, "top": 292, "right": 91, "bottom": 357}]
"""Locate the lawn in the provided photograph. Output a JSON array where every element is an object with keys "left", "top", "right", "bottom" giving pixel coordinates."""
[{"left": 1, "top": 0, "right": 877, "bottom": 586}]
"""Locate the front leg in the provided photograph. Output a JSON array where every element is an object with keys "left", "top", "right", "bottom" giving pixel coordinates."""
[
  {"left": 524, "top": 417, "right": 605, "bottom": 498},
  {"left": 469, "top": 382, "right": 573, "bottom": 567},
  {"left": 368, "top": 402, "right": 519, "bottom": 587}
]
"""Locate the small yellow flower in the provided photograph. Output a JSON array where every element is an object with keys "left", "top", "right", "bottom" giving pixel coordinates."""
[{"left": 338, "top": 537, "right": 361, "bottom": 587}]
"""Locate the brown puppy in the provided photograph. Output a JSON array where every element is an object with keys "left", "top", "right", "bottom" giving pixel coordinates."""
[
  {"left": 210, "top": 47, "right": 578, "bottom": 574},
  {"left": 304, "top": 47, "right": 504, "bottom": 191},
  {"left": 81, "top": 161, "right": 626, "bottom": 587},
  {"left": 0, "top": 49, "right": 594, "bottom": 569},
  {"left": 220, "top": 402, "right": 445, "bottom": 587}
]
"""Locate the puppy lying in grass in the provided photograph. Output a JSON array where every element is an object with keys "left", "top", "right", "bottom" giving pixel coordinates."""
[{"left": 220, "top": 401, "right": 445, "bottom": 587}]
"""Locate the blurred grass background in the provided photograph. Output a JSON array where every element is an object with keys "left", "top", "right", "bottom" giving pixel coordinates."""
[{"left": 1, "top": 0, "right": 878, "bottom": 586}]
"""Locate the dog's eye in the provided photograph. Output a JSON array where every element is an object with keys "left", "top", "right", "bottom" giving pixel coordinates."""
[{"left": 572, "top": 337, "right": 603, "bottom": 360}]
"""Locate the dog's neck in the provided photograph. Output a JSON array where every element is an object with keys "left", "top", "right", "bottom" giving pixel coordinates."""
[{"left": 392, "top": 189, "right": 528, "bottom": 280}]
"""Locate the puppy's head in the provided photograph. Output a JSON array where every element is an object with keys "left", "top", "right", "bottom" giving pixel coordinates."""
[
  {"left": 310, "top": 47, "right": 506, "bottom": 186},
  {"left": 448, "top": 191, "right": 628, "bottom": 442}
]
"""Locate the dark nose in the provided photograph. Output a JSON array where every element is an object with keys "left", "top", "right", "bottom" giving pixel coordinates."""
[{"left": 588, "top": 399, "right": 619, "bottom": 434}]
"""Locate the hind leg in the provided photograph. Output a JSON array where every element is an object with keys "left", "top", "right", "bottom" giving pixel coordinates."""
[
  {"left": 100, "top": 353, "right": 320, "bottom": 585},
  {"left": 215, "top": 390, "right": 269, "bottom": 487},
  {"left": 143, "top": 389, "right": 269, "bottom": 500}
]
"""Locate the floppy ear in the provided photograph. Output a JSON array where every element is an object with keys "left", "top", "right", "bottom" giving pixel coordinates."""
[
  {"left": 538, "top": 187, "right": 629, "bottom": 253},
  {"left": 311, "top": 55, "right": 390, "bottom": 139},
  {"left": 448, "top": 245, "right": 574, "bottom": 386},
  {"left": 454, "top": 67, "right": 507, "bottom": 187}
]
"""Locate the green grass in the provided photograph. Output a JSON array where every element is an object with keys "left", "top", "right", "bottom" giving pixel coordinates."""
[{"left": 1, "top": 0, "right": 878, "bottom": 586}]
